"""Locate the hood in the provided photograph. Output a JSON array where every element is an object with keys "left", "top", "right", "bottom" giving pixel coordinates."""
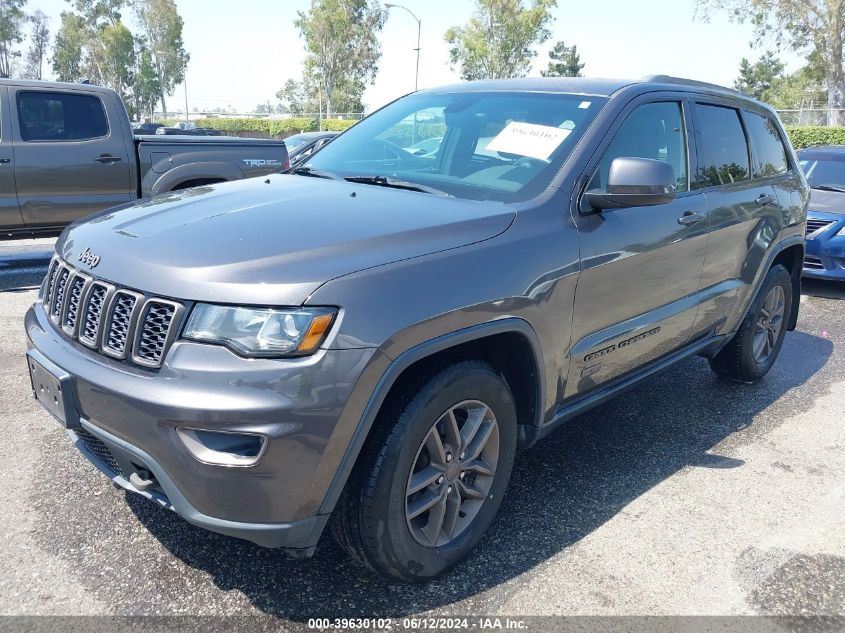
[
  {"left": 808, "top": 188, "right": 845, "bottom": 216},
  {"left": 57, "top": 174, "right": 515, "bottom": 305}
]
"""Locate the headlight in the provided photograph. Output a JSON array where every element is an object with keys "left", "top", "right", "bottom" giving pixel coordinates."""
[
  {"left": 182, "top": 304, "right": 336, "bottom": 357},
  {"left": 837, "top": 225, "right": 845, "bottom": 236}
]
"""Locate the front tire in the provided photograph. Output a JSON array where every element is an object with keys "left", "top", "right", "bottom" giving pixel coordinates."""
[
  {"left": 709, "top": 264, "right": 793, "bottom": 382},
  {"left": 331, "top": 361, "right": 517, "bottom": 582}
]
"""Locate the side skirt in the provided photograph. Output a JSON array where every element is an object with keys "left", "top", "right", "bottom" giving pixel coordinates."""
[{"left": 518, "top": 333, "right": 729, "bottom": 449}]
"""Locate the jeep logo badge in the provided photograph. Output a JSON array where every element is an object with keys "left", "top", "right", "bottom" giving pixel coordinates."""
[{"left": 78, "top": 248, "right": 101, "bottom": 268}]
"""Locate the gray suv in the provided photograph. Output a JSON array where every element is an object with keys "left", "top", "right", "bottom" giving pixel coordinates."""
[{"left": 25, "top": 76, "right": 807, "bottom": 582}]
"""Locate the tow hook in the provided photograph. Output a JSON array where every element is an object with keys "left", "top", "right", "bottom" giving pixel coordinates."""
[{"left": 129, "top": 469, "right": 157, "bottom": 492}]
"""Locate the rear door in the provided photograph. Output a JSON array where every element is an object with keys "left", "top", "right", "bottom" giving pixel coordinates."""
[
  {"left": 688, "top": 101, "right": 784, "bottom": 338},
  {"left": 11, "top": 88, "right": 133, "bottom": 230},
  {"left": 567, "top": 97, "right": 710, "bottom": 397},
  {"left": 0, "top": 86, "right": 23, "bottom": 233}
]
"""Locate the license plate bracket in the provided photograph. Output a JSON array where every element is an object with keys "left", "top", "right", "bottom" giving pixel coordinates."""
[{"left": 27, "top": 351, "right": 80, "bottom": 429}]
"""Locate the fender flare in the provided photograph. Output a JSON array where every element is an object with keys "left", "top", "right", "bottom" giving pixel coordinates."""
[
  {"left": 317, "top": 317, "right": 545, "bottom": 516},
  {"left": 149, "top": 162, "right": 245, "bottom": 195}
]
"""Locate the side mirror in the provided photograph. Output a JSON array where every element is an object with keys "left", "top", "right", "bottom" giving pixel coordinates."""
[{"left": 583, "top": 157, "right": 676, "bottom": 211}]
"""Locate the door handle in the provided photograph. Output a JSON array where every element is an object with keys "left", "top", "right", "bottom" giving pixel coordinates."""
[
  {"left": 677, "top": 210, "right": 705, "bottom": 227},
  {"left": 94, "top": 155, "right": 122, "bottom": 163},
  {"left": 0, "top": 158, "right": 9, "bottom": 164},
  {"left": 756, "top": 193, "right": 775, "bottom": 206}
]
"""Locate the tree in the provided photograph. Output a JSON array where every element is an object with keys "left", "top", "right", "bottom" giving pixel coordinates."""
[
  {"left": 697, "top": 0, "right": 845, "bottom": 125},
  {"left": 22, "top": 10, "right": 50, "bottom": 80},
  {"left": 445, "top": 0, "right": 557, "bottom": 80},
  {"left": 132, "top": 46, "right": 160, "bottom": 119},
  {"left": 132, "top": 0, "right": 188, "bottom": 118},
  {"left": 541, "top": 40, "right": 584, "bottom": 77},
  {"left": 52, "top": 0, "right": 134, "bottom": 96},
  {"left": 295, "top": 0, "right": 385, "bottom": 117},
  {"left": 733, "top": 51, "right": 785, "bottom": 100},
  {"left": 0, "top": 0, "right": 27, "bottom": 78},
  {"left": 52, "top": 11, "right": 86, "bottom": 81}
]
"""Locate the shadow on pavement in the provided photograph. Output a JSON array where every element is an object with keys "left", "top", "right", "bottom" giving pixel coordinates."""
[
  {"left": 128, "top": 330, "right": 833, "bottom": 619},
  {"left": 802, "top": 278, "right": 845, "bottom": 300}
]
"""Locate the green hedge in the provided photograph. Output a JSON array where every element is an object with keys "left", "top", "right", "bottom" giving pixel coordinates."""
[
  {"left": 151, "top": 117, "right": 358, "bottom": 138},
  {"left": 785, "top": 126, "right": 845, "bottom": 149}
]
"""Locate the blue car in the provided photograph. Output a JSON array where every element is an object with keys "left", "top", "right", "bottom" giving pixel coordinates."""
[{"left": 798, "top": 146, "right": 845, "bottom": 280}]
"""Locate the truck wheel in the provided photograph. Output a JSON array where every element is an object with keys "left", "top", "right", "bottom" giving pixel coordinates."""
[
  {"left": 709, "top": 264, "right": 793, "bottom": 382},
  {"left": 331, "top": 361, "right": 517, "bottom": 582}
]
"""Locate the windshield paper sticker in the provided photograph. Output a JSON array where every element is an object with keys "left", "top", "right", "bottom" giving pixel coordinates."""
[{"left": 484, "top": 122, "right": 572, "bottom": 161}]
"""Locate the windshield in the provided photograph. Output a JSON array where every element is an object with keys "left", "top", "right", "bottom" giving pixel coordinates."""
[
  {"left": 301, "top": 91, "right": 607, "bottom": 202},
  {"left": 799, "top": 156, "right": 845, "bottom": 190}
]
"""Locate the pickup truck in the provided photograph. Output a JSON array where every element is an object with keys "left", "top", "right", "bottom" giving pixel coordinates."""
[{"left": 0, "top": 79, "right": 288, "bottom": 238}]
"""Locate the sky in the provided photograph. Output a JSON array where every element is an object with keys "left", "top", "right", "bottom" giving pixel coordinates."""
[{"left": 29, "top": 0, "right": 809, "bottom": 114}]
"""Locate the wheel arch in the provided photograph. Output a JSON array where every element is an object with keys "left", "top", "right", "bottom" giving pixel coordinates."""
[{"left": 317, "top": 318, "right": 545, "bottom": 516}]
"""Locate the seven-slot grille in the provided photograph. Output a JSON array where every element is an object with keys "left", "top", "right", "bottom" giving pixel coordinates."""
[
  {"left": 43, "top": 258, "right": 183, "bottom": 369},
  {"left": 806, "top": 218, "right": 835, "bottom": 237}
]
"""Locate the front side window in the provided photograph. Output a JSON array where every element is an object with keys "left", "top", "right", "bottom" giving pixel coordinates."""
[
  {"left": 17, "top": 91, "right": 109, "bottom": 142},
  {"left": 744, "top": 110, "right": 789, "bottom": 178},
  {"left": 591, "top": 101, "right": 688, "bottom": 192},
  {"left": 694, "top": 104, "right": 751, "bottom": 188},
  {"left": 303, "top": 91, "right": 608, "bottom": 202}
]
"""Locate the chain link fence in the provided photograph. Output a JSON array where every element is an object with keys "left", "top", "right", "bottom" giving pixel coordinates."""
[{"left": 775, "top": 109, "right": 845, "bottom": 126}]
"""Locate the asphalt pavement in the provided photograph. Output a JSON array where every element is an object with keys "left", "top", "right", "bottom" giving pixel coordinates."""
[{"left": 0, "top": 238, "right": 843, "bottom": 622}]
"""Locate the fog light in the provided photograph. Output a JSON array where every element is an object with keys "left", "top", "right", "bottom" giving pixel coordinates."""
[{"left": 177, "top": 428, "right": 266, "bottom": 467}]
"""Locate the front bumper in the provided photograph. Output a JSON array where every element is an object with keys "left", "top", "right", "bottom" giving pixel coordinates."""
[
  {"left": 803, "top": 212, "right": 845, "bottom": 280},
  {"left": 25, "top": 303, "right": 376, "bottom": 552}
]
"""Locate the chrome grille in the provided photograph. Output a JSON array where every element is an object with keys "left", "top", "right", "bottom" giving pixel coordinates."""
[
  {"left": 79, "top": 283, "right": 110, "bottom": 347},
  {"left": 50, "top": 266, "right": 70, "bottom": 320},
  {"left": 134, "top": 301, "right": 178, "bottom": 366},
  {"left": 43, "top": 257, "right": 183, "bottom": 369},
  {"left": 62, "top": 275, "right": 88, "bottom": 334},
  {"left": 103, "top": 292, "right": 139, "bottom": 357},
  {"left": 806, "top": 219, "right": 835, "bottom": 237},
  {"left": 44, "top": 260, "right": 59, "bottom": 307}
]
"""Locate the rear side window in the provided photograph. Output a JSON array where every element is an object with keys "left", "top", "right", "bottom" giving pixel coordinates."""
[
  {"left": 744, "top": 111, "right": 789, "bottom": 177},
  {"left": 592, "top": 101, "right": 689, "bottom": 192},
  {"left": 17, "top": 91, "right": 108, "bottom": 142},
  {"left": 694, "top": 104, "right": 750, "bottom": 188}
]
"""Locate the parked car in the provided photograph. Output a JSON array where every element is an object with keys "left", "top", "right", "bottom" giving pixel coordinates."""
[
  {"left": 155, "top": 121, "right": 221, "bottom": 136},
  {"left": 284, "top": 131, "right": 338, "bottom": 167},
  {"left": 26, "top": 76, "right": 807, "bottom": 582},
  {"left": 131, "top": 121, "right": 164, "bottom": 135},
  {"left": 797, "top": 145, "right": 845, "bottom": 280},
  {"left": 0, "top": 79, "right": 288, "bottom": 238}
]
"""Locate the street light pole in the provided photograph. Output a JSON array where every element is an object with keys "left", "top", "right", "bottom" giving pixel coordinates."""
[{"left": 385, "top": 3, "right": 421, "bottom": 92}]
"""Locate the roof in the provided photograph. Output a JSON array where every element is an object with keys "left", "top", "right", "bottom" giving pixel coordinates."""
[
  {"left": 418, "top": 75, "right": 760, "bottom": 103},
  {"left": 0, "top": 77, "right": 117, "bottom": 95}
]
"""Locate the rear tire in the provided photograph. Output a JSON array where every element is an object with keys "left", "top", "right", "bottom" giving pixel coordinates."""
[
  {"left": 709, "top": 264, "right": 793, "bottom": 382},
  {"left": 331, "top": 361, "right": 517, "bottom": 582}
]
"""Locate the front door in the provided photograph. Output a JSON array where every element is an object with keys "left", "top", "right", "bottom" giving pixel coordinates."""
[
  {"left": 567, "top": 99, "right": 709, "bottom": 398},
  {"left": 11, "top": 88, "right": 133, "bottom": 230}
]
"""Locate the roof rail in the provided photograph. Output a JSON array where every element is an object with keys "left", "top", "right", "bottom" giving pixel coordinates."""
[{"left": 640, "top": 75, "right": 752, "bottom": 98}]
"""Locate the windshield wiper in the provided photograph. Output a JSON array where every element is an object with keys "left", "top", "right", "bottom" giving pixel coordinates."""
[
  {"left": 344, "top": 175, "right": 450, "bottom": 196},
  {"left": 288, "top": 166, "right": 342, "bottom": 180},
  {"left": 812, "top": 183, "right": 845, "bottom": 193}
]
